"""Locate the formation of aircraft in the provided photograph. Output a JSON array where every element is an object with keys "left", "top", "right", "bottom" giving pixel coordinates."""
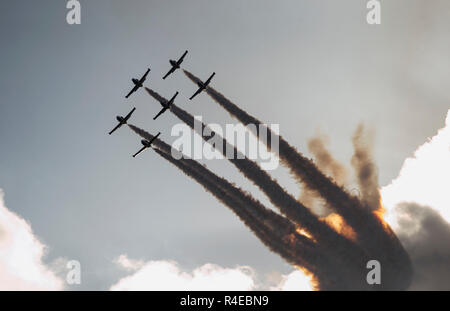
[
  {"left": 189, "top": 72, "right": 215, "bottom": 100},
  {"left": 133, "top": 132, "right": 161, "bottom": 158},
  {"left": 110, "top": 50, "right": 216, "bottom": 158},
  {"left": 125, "top": 68, "right": 150, "bottom": 98},
  {"left": 153, "top": 91, "right": 178, "bottom": 120},
  {"left": 109, "top": 107, "right": 136, "bottom": 135},
  {"left": 163, "top": 50, "right": 188, "bottom": 80}
]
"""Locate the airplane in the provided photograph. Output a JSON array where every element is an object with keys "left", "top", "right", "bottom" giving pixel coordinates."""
[
  {"left": 163, "top": 50, "right": 188, "bottom": 80},
  {"left": 108, "top": 107, "right": 136, "bottom": 135},
  {"left": 153, "top": 91, "right": 179, "bottom": 120},
  {"left": 189, "top": 72, "right": 215, "bottom": 100},
  {"left": 125, "top": 68, "right": 150, "bottom": 98},
  {"left": 132, "top": 132, "right": 161, "bottom": 158}
]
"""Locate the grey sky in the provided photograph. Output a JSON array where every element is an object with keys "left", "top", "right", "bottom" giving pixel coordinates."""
[{"left": 0, "top": 0, "right": 449, "bottom": 289}]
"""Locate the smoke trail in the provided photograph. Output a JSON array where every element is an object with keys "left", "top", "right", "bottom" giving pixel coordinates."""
[
  {"left": 183, "top": 70, "right": 360, "bottom": 218},
  {"left": 183, "top": 70, "right": 364, "bottom": 221},
  {"left": 155, "top": 150, "right": 314, "bottom": 260},
  {"left": 184, "top": 70, "right": 275, "bottom": 145},
  {"left": 153, "top": 147, "right": 354, "bottom": 289},
  {"left": 144, "top": 89, "right": 363, "bottom": 260},
  {"left": 127, "top": 124, "right": 333, "bottom": 283},
  {"left": 146, "top": 87, "right": 215, "bottom": 142},
  {"left": 132, "top": 111, "right": 378, "bottom": 289},
  {"left": 128, "top": 123, "right": 294, "bottom": 245},
  {"left": 144, "top": 89, "right": 317, "bottom": 230},
  {"left": 183, "top": 70, "right": 413, "bottom": 289},
  {"left": 351, "top": 124, "right": 381, "bottom": 211},
  {"left": 299, "top": 132, "right": 349, "bottom": 215},
  {"left": 129, "top": 122, "right": 314, "bottom": 253},
  {"left": 130, "top": 124, "right": 372, "bottom": 289},
  {"left": 184, "top": 71, "right": 385, "bottom": 237},
  {"left": 308, "top": 132, "right": 348, "bottom": 185}
]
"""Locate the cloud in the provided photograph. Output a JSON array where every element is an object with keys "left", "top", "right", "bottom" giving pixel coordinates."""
[
  {"left": 0, "top": 189, "right": 64, "bottom": 290},
  {"left": 111, "top": 255, "right": 256, "bottom": 291},
  {"left": 110, "top": 255, "right": 313, "bottom": 291},
  {"left": 111, "top": 255, "right": 315, "bottom": 291},
  {"left": 393, "top": 203, "right": 450, "bottom": 290},
  {"left": 270, "top": 270, "right": 313, "bottom": 291},
  {"left": 381, "top": 109, "right": 450, "bottom": 290},
  {"left": 114, "top": 254, "right": 145, "bottom": 271},
  {"left": 382, "top": 109, "right": 450, "bottom": 224}
]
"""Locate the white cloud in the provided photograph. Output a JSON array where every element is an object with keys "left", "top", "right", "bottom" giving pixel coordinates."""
[
  {"left": 381, "top": 109, "right": 450, "bottom": 227},
  {"left": 114, "top": 254, "right": 146, "bottom": 271},
  {"left": 111, "top": 255, "right": 314, "bottom": 291},
  {"left": 270, "top": 270, "right": 313, "bottom": 291},
  {"left": 110, "top": 255, "right": 256, "bottom": 291},
  {"left": 380, "top": 110, "right": 450, "bottom": 290},
  {"left": 0, "top": 189, "right": 64, "bottom": 290}
]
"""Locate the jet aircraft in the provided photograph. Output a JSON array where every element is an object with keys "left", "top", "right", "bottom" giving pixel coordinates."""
[
  {"left": 125, "top": 68, "right": 150, "bottom": 98},
  {"left": 132, "top": 132, "right": 161, "bottom": 158},
  {"left": 163, "top": 50, "right": 188, "bottom": 80},
  {"left": 108, "top": 107, "right": 136, "bottom": 135},
  {"left": 189, "top": 72, "right": 215, "bottom": 100}
]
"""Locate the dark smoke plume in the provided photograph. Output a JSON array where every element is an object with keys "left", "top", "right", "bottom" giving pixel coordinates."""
[
  {"left": 181, "top": 69, "right": 413, "bottom": 289},
  {"left": 183, "top": 70, "right": 364, "bottom": 227},
  {"left": 128, "top": 125, "right": 324, "bottom": 284},
  {"left": 308, "top": 132, "right": 348, "bottom": 186},
  {"left": 299, "top": 132, "right": 349, "bottom": 215},
  {"left": 351, "top": 124, "right": 381, "bottom": 211},
  {"left": 144, "top": 88, "right": 366, "bottom": 263},
  {"left": 394, "top": 203, "right": 450, "bottom": 290},
  {"left": 129, "top": 124, "right": 374, "bottom": 289}
]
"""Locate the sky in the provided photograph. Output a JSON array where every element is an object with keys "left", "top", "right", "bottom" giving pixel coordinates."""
[{"left": 0, "top": 0, "right": 449, "bottom": 290}]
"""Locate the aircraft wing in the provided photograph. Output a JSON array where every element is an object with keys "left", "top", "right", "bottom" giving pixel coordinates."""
[
  {"left": 141, "top": 68, "right": 151, "bottom": 81},
  {"left": 108, "top": 123, "right": 122, "bottom": 135},
  {"left": 163, "top": 67, "right": 176, "bottom": 80},
  {"left": 153, "top": 108, "right": 167, "bottom": 120},
  {"left": 124, "top": 107, "right": 136, "bottom": 121},
  {"left": 158, "top": 99, "right": 169, "bottom": 108},
  {"left": 205, "top": 72, "right": 215, "bottom": 85},
  {"left": 178, "top": 50, "right": 188, "bottom": 63},
  {"left": 133, "top": 146, "right": 147, "bottom": 158},
  {"left": 125, "top": 85, "right": 139, "bottom": 98},
  {"left": 167, "top": 91, "right": 179, "bottom": 105},
  {"left": 189, "top": 87, "right": 203, "bottom": 100},
  {"left": 148, "top": 132, "right": 161, "bottom": 145}
]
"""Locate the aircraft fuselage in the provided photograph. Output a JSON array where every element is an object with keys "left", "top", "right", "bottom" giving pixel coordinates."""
[
  {"left": 141, "top": 139, "right": 152, "bottom": 147},
  {"left": 132, "top": 78, "right": 144, "bottom": 86},
  {"left": 170, "top": 60, "right": 180, "bottom": 68}
]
